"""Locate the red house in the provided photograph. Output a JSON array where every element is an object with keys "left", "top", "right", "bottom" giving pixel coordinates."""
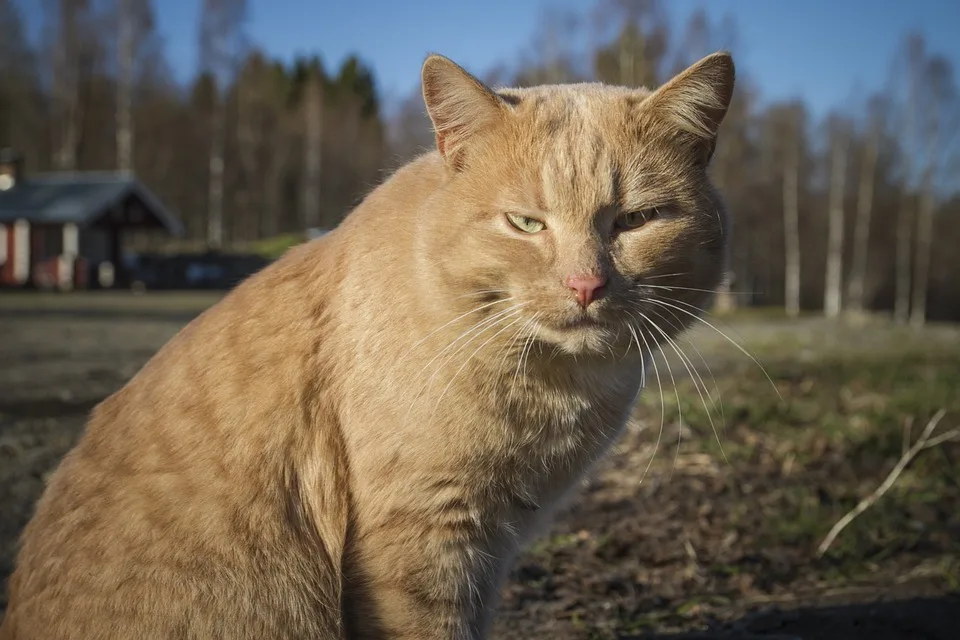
[{"left": 0, "top": 148, "right": 183, "bottom": 290}]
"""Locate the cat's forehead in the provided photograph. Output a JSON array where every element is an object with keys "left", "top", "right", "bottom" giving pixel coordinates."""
[
  {"left": 494, "top": 84, "right": 663, "bottom": 218},
  {"left": 497, "top": 83, "right": 650, "bottom": 126}
]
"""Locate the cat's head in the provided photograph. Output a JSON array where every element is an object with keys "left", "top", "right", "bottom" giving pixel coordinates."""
[{"left": 418, "top": 52, "right": 735, "bottom": 356}]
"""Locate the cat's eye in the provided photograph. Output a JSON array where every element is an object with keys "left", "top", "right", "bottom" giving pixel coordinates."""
[
  {"left": 505, "top": 212, "right": 546, "bottom": 234},
  {"left": 614, "top": 208, "right": 657, "bottom": 231}
]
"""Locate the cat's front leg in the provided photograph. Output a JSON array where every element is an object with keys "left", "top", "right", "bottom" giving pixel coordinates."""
[{"left": 343, "top": 526, "right": 497, "bottom": 640}]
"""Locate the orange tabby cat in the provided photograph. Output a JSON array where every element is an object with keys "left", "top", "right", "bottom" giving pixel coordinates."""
[{"left": 1, "top": 51, "right": 734, "bottom": 639}]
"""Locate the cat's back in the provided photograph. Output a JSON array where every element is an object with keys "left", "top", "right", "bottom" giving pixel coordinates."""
[
  {"left": 1, "top": 237, "right": 351, "bottom": 640},
  {"left": 2, "top": 151, "right": 446, "bottom": 640}
]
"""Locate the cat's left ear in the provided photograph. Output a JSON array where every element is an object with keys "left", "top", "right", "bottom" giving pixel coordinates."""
[
  {"left": 639, "top": 51, "right": 736, "bottom": 164},
  {"left": 421, "top": 54, "right": 508, "bottom": 171}
]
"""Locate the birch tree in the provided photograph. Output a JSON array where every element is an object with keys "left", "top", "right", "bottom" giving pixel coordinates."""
[
  {"left": 44, "top": 0, "right": 100, "bottom": 170},
  {"left": 764, "top": 104, "right": 807, "bottom": 317},
  {"left": 592, "top": 0, "right": 667, "bottom": 89},
  {"left": 824, "top": 116, "right": 850, "bottom": 318},
  {"left": 114, "top": 0, "right": 156, "bottom": 173},
  {"left": 892, "top": 34, "right": 925, "bottom": 323},
  {"left": 846, "top": 98, "right": 884, "bottom": 313},
  {"left": 198, "top": 0, "right": 247, "bottom": 250},
  {"left": 301, "top": 70, "right": 323, "bottom": 231},
  {"left": 0, "top": 0, "right": 40, "bottom": 158},
  {"left": 909, "top": 55, "right": 959, "bottom": 327}
]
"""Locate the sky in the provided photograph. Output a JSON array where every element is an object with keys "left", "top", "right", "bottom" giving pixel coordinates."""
[{"left": 17, "top": 0, "right": 960, "bottom": 119}]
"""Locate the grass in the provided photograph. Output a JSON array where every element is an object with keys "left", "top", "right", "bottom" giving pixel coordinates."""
[
  {"left": 2, "top": 293, "right": 958, "bottom": 636},
  {"left": 0, "top": 290, "right": 224, "bottom": 313},
  {"left": 622, "top": 313, "right": 960, "bottom": 585},
  {"left": 247, "top": 233, "right": 306, "bottom": 259}
]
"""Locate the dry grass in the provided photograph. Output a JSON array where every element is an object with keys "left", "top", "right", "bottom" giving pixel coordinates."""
[{"left": 1, "top": 295, "right": 958, "bottom": 638}]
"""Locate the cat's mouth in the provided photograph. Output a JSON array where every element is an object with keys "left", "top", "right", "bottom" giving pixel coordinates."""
[
  {"left": 536, "top": 314, "right": 616, "bottom": 356},
  {"left": 559, "top": 315, "right": 603, "bottom": 331}
]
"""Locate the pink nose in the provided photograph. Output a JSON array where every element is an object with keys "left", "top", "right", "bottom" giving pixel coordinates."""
[{"left": 565, "top": 274, "right": 607, "bottom": 308}]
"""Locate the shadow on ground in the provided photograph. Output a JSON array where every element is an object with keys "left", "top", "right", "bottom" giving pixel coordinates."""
[{"left": 634, "top": 595, "right": 959, "bottom": 639}]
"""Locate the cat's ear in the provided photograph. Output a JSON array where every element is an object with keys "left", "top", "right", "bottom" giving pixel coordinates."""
[
  {"left": 639, "top": 51, "right": 735, "bottom": 164},
  {"left": 421, "top": 54, "right": 507, "bottom": 170}
]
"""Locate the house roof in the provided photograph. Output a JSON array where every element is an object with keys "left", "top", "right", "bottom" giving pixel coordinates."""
[{"left": 0, "top": 172, "right": 184, "bottom": 235}]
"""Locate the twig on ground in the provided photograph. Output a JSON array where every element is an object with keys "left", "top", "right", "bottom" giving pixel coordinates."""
[{"left": 816, "top": 409, "right": 958, "bottom": 558}]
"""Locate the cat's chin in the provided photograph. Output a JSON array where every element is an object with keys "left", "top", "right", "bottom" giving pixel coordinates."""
[{"left": 536, "top": 319, "right": 618, "bottom": 356}]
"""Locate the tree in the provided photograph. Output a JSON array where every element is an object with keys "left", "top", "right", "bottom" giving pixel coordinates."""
[
  {"left": 823, "top": 115, "right": 850, "bottom": 318},
  {"left": 114, "top": 0, "right": 158, "bottom": 173},
  {"left": 909, "top": 55, "right": 958, "bottom": 327},
  {"left": 592, "top": 0, "right": 668, "bottom": 88},
  {"left": 301, "top": 69, "right": 323, "bottom": 231},
  {"left": 515, "top": 7, "right": 583, "bottom": 86},
  {"left": 0, "top": 0, "right": 41, "bottom": 161},
  {"left": 386, "top": 85, "right": 434, "bottom": 167},
  {"left": 846, "top": 97, "right": 885, "bottom": 313},
  {"left": 762, "top": 103, "right": 807, "bottom": 317},
  {"left": 43, "top": 0, "right": 103, "bottom": 170},
  {"left": 198, "top": 0, "right": 247, "bottom": 250}
]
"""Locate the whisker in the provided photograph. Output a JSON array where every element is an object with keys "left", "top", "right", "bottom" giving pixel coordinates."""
[
  {"left": 636, "top": 283, "right": 751, "bottom": 296},
  {"left": 643, "top": 272, "right": 690, "bottom": 281},
  {"left": 401, "top": 296, "right": 514, "bottom": 363},
  {"left": 634, "top": 311, "right": 684, "bottom": 481},
  {"left": 648, "top": 303, "right": 727, "bottom": 429},
  {"left": 644, "top": 308, "right": 728, "bottom": 467},
  {"left": 626, "top": 316, "right": 665, "bottom": 487},
  {"left": 497, "top": 314, "right": 535, "bottom": 375},
  {"left": 521, "top": 317, "right": 541, "bottom": 377},
  {"left": 452, "top": 289, "right": 511, "bottom": 300},
  {"left": 432, "top": 313, "right": 527, "bottom": 415},
  {"left": 511, "top": 315, "right": 541, "bottom": 392},
  {"left": 647, "top": 297, "right": 783, "bottom": 402},
  {"left": 406, "top": 303, "right": 526, "bottom": 419},
  {"left": 645, "top": 306, "right": 723, "bottom": 419},
  {"left": 419, "top": 303, "right": 525, "bottom": 385}
]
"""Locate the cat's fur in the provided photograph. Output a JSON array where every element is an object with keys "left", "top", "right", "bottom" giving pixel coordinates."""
[{"left": 1, "top": 51, "right": 734, "bottom": 639}]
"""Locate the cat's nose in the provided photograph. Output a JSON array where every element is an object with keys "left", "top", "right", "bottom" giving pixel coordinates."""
[{"left": 565, "top": 274, "right": 607, "bottom": 308}]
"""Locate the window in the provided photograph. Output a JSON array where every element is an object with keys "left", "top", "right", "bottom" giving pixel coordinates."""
[{"left": 38, "top": 226, "right": 63, "bottom": 259}]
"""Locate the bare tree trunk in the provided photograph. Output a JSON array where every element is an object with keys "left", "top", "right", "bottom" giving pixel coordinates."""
[
  {"left": 909, "top": 178, "right": 935, "bottom": 327},
  {"left": 893, "top": 194, "right": 913, "bottom": 323},
  {"left": 206, "top": 98, "right": 225, "bottom": 250},
  {"left": 713, "top": 277, "right": 735, "bottom": 314},
  {"left": 50, "top": 0, "right": 87, "bottom": 171},
  {"left": 619, "top": 37, "right": 634, "bottom": 86},
  {"left": 846, "top": 130, "right": 879, "bottom": 312},
  {"left": 235, "top": 76, "right": 260, "bottom": 242},
  {"left": 199, "top": 0, "right": 248, "bottom": 249},
  {"left": 301, "top": 78, "right": 322, "bottom": 231},
  {"left": 116, "top": 0, "right": 133, "bottom": 173},
  {"left": 894, "top": 37, "right": 921, "bottom": 325},
  {"left": 783, "top": 138, "right": 801, "bottom": 317},
  {"left": 823, "top": 134, "right": 848, "bottom": 318},
  {"left": 908, "top": 89, "right": 946, "bottom": 328}
]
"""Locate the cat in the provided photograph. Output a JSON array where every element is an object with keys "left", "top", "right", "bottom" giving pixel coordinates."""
[{"left": 0, "top": 50, "right": 734, "bottom": 639}]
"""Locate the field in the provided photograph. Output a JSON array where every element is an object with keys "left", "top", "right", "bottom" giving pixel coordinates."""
[{"left": 1, "top": 292, "right": 959, "bottom": 639}]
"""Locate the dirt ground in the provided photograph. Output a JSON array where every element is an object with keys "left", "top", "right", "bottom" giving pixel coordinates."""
[{"left": 1, "top": 293, "right": 959, "bottom": 639}]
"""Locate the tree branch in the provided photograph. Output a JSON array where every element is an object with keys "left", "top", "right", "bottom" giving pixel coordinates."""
[{"left": 816, "top": 409, "right": 958, "bottom": 558}]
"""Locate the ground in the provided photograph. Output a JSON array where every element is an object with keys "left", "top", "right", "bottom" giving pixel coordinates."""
[{"left": 1, "top": 292, "right": 958, "bottom": 639}]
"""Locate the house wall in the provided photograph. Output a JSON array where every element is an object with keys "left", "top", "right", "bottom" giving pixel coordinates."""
[
  {"left": 0, "top": 221, "right": 97, "bottom": 289},
  {"left": 80, "top": 227, "right": 111, "bottom": 264},
  {"left": 0, "top": 220, "right": 32, "bottom": 286}
]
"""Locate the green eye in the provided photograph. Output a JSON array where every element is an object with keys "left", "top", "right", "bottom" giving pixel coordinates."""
[
  {"left": 614, "top": 208, "right": 656, "bottom": 231},
  {"left": 505, "top": 212, "right": 546, "bottom": 234}
]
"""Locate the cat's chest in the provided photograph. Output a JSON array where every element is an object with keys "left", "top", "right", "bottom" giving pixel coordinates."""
[
  {"left": 505, "top": 365, "right": 637, "bottom": 447},
  {"left": 479, "top": 367, "right": 641, "bottom": 498}
]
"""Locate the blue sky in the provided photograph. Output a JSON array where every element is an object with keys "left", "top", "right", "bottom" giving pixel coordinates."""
[{"left": 17, "top": 0, "right": 960, "bottom": 118}]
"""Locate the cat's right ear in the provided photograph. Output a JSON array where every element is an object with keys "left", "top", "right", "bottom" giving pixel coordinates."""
[{"left": 421, "top": 54, "right": 507, "bottom": 171}]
